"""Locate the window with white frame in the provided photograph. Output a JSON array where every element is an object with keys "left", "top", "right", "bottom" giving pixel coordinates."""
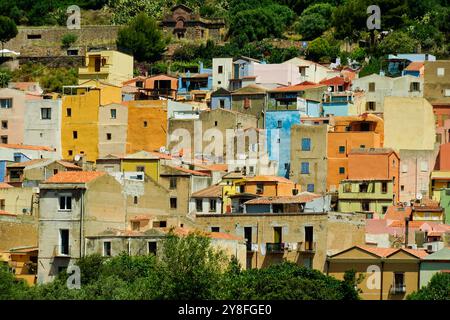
[
  {"left": 103, "top": 241, "right": 111, "bottom": 257},
  {"left": 437, "top": 68, "right": 445, "bottom": 76},
  {"left": 58, "top": 194, "right": 72, "bottom": 211}
]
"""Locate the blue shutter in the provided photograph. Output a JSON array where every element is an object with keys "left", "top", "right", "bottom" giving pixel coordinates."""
[
  {"left": 302, "top": 138, "right": 311, "bottom": 151},
  {"left": 307, "top": 184, "right": 314, "bottom": 192},
  {"left": 301, "top": 162, "right": 309, "bottom": 174}
]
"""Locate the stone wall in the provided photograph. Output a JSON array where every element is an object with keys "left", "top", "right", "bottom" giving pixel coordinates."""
[{"left": 0, "top": 215, "right": 38, "bottom": 251}]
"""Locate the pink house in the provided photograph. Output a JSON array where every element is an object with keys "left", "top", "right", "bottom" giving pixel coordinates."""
[{"left": 0, "top": 88, "right": 41, "bottom": 144}]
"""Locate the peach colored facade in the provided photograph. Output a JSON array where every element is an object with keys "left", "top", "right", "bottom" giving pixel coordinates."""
[
  {"left": 327, "top": 115, "right": 384, "bottom": 191},
  {"left": 0, "top": 88, "right": 41, "bottom": 145},
  {"left": 124, "top": 100, "right": 168, "bottom": 153},
  {"left": 237, "top": 176, "right": 299, "bottom": 197},
  {"left": 348, "top": 150, "right": 400, "bottom": 202},
  {"left": 437, "top": 142, "right": 450, "bottom": 171}
]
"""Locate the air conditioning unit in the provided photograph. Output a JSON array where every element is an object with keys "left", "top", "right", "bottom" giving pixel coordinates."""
[{"left": 32, "top": 187, "right": 40, "bottom": 194}]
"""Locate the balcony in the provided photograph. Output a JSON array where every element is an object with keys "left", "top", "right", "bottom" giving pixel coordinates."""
[
  {"left": 78, "top": 66, "right": 109, "bottom": 75},
  {"left": 390, "top": 284, "right": 406, "bottom": 294},
  {"left": 297, "top": 241, "right": 316, "bottom": 253},
  {"left": 53, "top": 245, "right": 71, "bottom": 257},
  {"left": 266, "top": 242, "right": 285, "bottom": 254}
]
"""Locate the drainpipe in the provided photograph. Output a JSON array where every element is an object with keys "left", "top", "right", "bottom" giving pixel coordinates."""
[
  {"left": 80, "top": 189, "right": 84, "bottom": 258},
  {"left": 380, "top": 261, "right": 384, "bottom": 300},
  {"left": 405, "top": 217, "right": 410, "bottom": 248}
]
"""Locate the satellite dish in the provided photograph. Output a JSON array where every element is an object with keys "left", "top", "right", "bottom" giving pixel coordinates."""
[
  {"left": 159, "top": 146, "right": 166, "bottom": 153},
  {"left": 416, "top": 193, "right": 423, "bottom": 200},
  {"left": 327, "top": 86, "right": 333, "bottom": 92},
  {"left": 74, "top": 154, "right": 81, "bottom": 161}
]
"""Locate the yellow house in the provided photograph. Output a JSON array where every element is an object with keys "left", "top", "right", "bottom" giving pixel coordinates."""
[
  {"left": 61, "top": 82, "right": 122, "bottom": 162},
  {"left": 1, "top": 246, "right": 38, "bottom": 285},
  {"left": 327, "top": 245, "right": 428, "bottom": 300},
  {"left": 412, "top": 203, "right": 445, "bottom": 223},
  {"left": 220, "top": 172, "right": 246, "bottom": 214},
  {"left": 78, "top": 50, "right": 134, "bottom": 87},
  {"left": 430, "top": 171, "right": 450, "bottom": 202}
]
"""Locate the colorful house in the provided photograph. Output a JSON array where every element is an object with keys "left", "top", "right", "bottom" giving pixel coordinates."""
[
  {"left": 327, "top": 245, "right": 428, "bottom": 300},
  {"left": 430, "top": 171, "right": 450, "bottom": 202},
  {"left": 266, "top": 110, "right": 302, "bottom": 178},
  {"left": 420, "top": 248, "right": 450, "bottom": 287},
  {"left": 78, "top": 50, "right": 134, "bottom": 87},
  {"left": 210, "top": 87, "right": 232, "bottom": 110},
  {"left": 231, "top": 84, "right": 268, "bottom": 128},
  {"left": 440, "top": 188, "right": 450, "bottom": 223},
  {"left": 268, "top": 82, "right": 326, "bottom": 111}
]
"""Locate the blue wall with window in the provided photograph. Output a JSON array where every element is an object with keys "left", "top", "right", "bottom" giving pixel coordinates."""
[
  {"left": 266, "top": 110, "right": 302, "bottom": 178},
  {"left": 0, "top": 153, "right": 29, "bottom": 182},
  {"left": 323, "top": 102, "right": 351, "bottom": 116},
  {"left": 211, "top": 95, "right": 232, "bottom": 110}
]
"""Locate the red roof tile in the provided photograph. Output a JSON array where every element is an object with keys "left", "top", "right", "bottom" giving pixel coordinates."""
[
  {"left": 0, "top": 144, "right": 55, "bottom": 151},
  {"left": 385, "top": 206, "right": 412, "bottom": 221},
  {"left": 270, "top": 81, "right": 325, "bottom": 93},
  {"left": 244, "top": 192, "right": 320, "bottom": 205},
  {"left": 319, "top": 76, "right": 346, "bottom": 85},
  {"left": 405, "top": 62, "right": 424, "bottom": 71},
  {"left": 191, "top": 184, "right": 223, "bottom": 198},
  {"left": 0, "top": 182, "right": 13, "bottom": 189},
  {"left": 44, "top": 171, "right": 106, "bottom": 184},
  {"left": 164, "top": 166, "right": 210, "bottom": 176},
  {"left": 245, "top": 175, "right": 295, "bottom": 184},
  {"left": 0, "top": 210, "right": 16, "bottom": 216}
]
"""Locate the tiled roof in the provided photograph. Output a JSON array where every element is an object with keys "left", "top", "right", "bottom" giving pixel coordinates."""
[
  {"left": 7, "top": 159, "right": 48, "bottom": 168},
  {"left": 356, "top": 245, "right": 398, "bottom": 257},
  {"left": 244, "top": 192, "right": 320, "bottom": 205},
  {"left": 163, "top": 165, "right": 210, "bottom": 176},
  {"left": 269, "top": 81, "right": 325, "bottom": 93},
  {"left": 385, "top": 206, "right": 413, "bottom": 221},
  {"left": 319, "top": 76, "right": 346, "bottom": 85},
  {"left": 56, "top": 160, "right": 82, "bottom": 170},
  {"left": 388, "top": 220, "right": 426, "bottom": 228},
  {"left": 245, "top": 175, "right": 295, "bottom": 184},
  {"left": 403, "top": 248, "right": 429, "bottom": 259},
  {"left": 423, "top": 247, "right": 450, "bottom": 260},
  {"left": 231, "top": 84, "right": 267, "bottom": 95},
  {"left": 405, "top": 62, "right": 424, "bottom": 71},
  {"left": 0, "top": 144, "right": 55, "bottom": 151},
  {"left": 0, "top": 210, "right": 16, "bottom": 216},
  {"left": 192, "top": 163, "right": 228, "bottom": 172},
  {"left": 191, "top": 184, "right": 222, "bottom": 198},
  {"left": 349, "top": 148, "right": 396, "bottom": 155},
  {"left": 44, "top": 171, "right": 106, "bottom": 184}
]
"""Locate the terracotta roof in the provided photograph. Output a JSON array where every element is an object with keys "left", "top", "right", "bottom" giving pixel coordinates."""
[
  {"left": 388, "top": 220, "right": 426, "bottom": 228},
  {"left": 0, "top": 144, "right": 55, "bottom": 151},
  {"left": 208, "top": 232, "right": 244, "bottom": 241},
  {"left": 163, "top": 227, "right": 243, "bottom": 241},
  {"left": 403, "top": 248, "right": 429, "bottom": 259},
  {"left": 244, "top": 192, "right": 320, "bottom": 205},
  {"left": 349, "top": 148, "right": 397, "bottom": 155},
  {"left": 56, "top": 160, "right": 82, "bottom": 170},
  {"left": 9, "top": 246, "right": 39, "bottom": 253},
  {"left": 7, "top": 158, "right": 48, "bottom": 168},
  {"left": 269, "top": 81, "right": 325, "bottom": 93},
  {"left": 405, "top": 62, "right": 424, "bottom": 71},
  {"left": 231, "top": 84, "right": 267, "bottom": 95},
  {"left": 319, "top": 76, "right": 346, "bottom": 85},
  {"left": 129, "top": 215, "right": 152, "bottom": 221},
  {"left": 192, "top": 163, "right": 228, "bottom": 172},
  {"left": 0, "top": 210, "right": 16, "bottom": 216},
  {"left": 356, "top": 245, "right": 398, "bottom": 257},
  {"left": 44, "top": 171, "right": 106, "bottom": 183},
  {"left": 0, "top": 182, "right": 13, "bottom": 189},
  {"left": 191, "top": 184, "right": 222, "bottom": 198},
  {"left": 385, "top": 206, "right": 413, "bottom": 221},
  {"left": 245, "top": 175, "right": 295, "bottom": 184}
]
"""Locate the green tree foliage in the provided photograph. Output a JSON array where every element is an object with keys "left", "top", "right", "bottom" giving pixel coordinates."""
[
  {"left": 377, "top": 30, "right": 419, "bottom": 56},
  {"left": 0, "top": 263, "right": 29, "bottom": 300},
  {"left": 306, "top": 35, "right": 340, "bottom": 62},
  {"left": 0, "top": 16, "right": 18, "bottom": 53},
  {"left": 116, "top": 13, "right": 167, "bottom": 63},
  {"left": 294, "top": 3, "right": 334, "bottom": 40},
  {"left": 0, "top": 69, "right": 11, "bottom": 87},
  {"left": 407, "top": 272, "right": 450, "bottom": 300},
  {"left": 61, "top": 33, "right": 78, "bottom": 48}
]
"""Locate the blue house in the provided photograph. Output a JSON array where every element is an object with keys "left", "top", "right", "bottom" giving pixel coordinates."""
[
  {"left": 266, "top": 110, "right": 302, "bottom": 178},
  {"left": 322, "top": 92, "right": 354, "bottom": 116},
  {"left": 210, "top": 87, "right": 232, "bottom": 110},
  {"left": 0, "top": 152, "right": 30, "bottom": 182},
  {"left": 177, "top": 61, "right": 213, "bottom": 96}
]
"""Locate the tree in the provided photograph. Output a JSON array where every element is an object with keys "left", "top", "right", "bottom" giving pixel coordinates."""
[
  {"left": 377, "top": 30, "right": 419, "bottom": 56},
  {"left": 407, "top": 272, "right": 450, "bottom": 300},
  {"left": 0, "top": 264, "right": 29, "bottom": 300},
  {"left": 306, "top": 35, "right": 339, "bottom": 62},
  {"left": 0, "top": 69, "right": 11, "bottom": 87},
  {"left": 61, "top": 33, "right": 78, "bottom": 48},
  {"left": 116, "top": 13, "right": 167, "bottom": 63},
  {"left": 0, "top": 16, "right": 18, "bottom": 57}
]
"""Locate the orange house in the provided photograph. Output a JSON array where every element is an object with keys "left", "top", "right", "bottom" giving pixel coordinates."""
[
  {"left": 124, "top": 100, "right": 168, "bottom": 153},
  {"left": 327, "top": 114, "right": 384, "bottom": 191},
  {"left": 348, "top": 148, "right": 400, "bottom": 202},
  {"left": 238, "top": 176, "right": 299, "bottom": 197}
]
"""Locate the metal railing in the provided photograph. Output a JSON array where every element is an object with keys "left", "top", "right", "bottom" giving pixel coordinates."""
[
  {"left": 297, "top": 241, "right": 317, "bottom": 253},
  {"left": 390, "top": 284, "right": 406, "bottom": 294},
  {"left": 266, "top": 243, "right": 285, "bottom": 253}
]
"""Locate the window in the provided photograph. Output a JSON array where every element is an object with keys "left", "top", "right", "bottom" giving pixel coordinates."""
[
  {"left": 196, "top": 199, "right": 203, "bottom": 212},
  {"left": 131, "top": 221, "right": 140, "bottom": 231},
  {"left": 382, "top": 206, "right": 388, "bottom": 214},
  {"left": 0, "top": 199, "right": 5, "bottom": 210},
  {"left": 219, "top": 99, "right": 225, "bottom": 108},
  {"left": 110, "top": 109, "right": 117, "bottom": 119},
  {"left": 59, "top": 229, "right": 69, "bottom": 255},
  {"left": 0, "top": 98, "right": 12, "bottom": 109},
  {"left": 401, "top": 164, "right": 408, "bottom": 173},
  {"left": 73, "top": 131, "right": 78, "bottom": 139},
  {"left": 381, "top": 182, "right": 388, "bottom": 193},
  {"left": 359, "top": 183, "right": 368, "bottom": 193},
  {"left": 361, "top": 201, "right": 370, "bottom": 211},
  {"left": 366, "top": 101, "right": 376, "bottom": 111},
  {"left": 133, "top": 196, "right": 138, "bottom": 204},
  {"left": 59, "top": 195, "right": 72, "bottom": 211},
  {"left": 143, "top": 121, "right": 148, "bottom": 127},
  {"left": 210, "top": 199, "right": 217, "bottom": 212},
  {"left": 307, "top": 184, "right": 314, "bottom": 192},
  {"left": 410, "top": 82, "right": 420, "bottom": 92},
  {"left": 1, "top": 121, "right": 7, "bottom": 129},
  {"left": 218, "top": 66, "right": 223, "bottom": 74},
  {"left": 277, "top": 120, "right": 282, "bottom": 128},
  {"left": 256, "top": 183, "right": 264, "bottom": 194},
  {"left": 249, "top": 166, "right": 255, "bottom": 174},
  {"left": 301, "top": 138, "right": 311, "bottom": 151},
  {"left": 360, "top": 144, "right": 365, "bottom": 148},
  {"left": 136, "top": 166, "right": 145, "bottom": 172},
  {"left": 301, "top": 162, "right": 309, "bottom": 174},
  {"left": 53, "top": 169, "right": 58, "bottom": 175},
  {"left": 153, "top": 221, "right": 167, "bottom": 228},
  {"left": 343, "top": 183, "right": 352, "bottom": 193},
  {"left": 148, "top": 242, "right": 157, "bottom": 255},
  {"left": 66, "top": 108, "right": 72, "bottom": 117},
  {"left": 41, "top": 108, "right": 51, "bottom": 119},
  {"left": 106, "top": 133, "right": 112, "bottom": 140},
  {"left": 401, "top": 185, "right": 405, "bottom": 191},
  {"left": 10, "top": 170, "right": 21, "bottom": 179},
  {"left": 338, "top": 146, "right": 345, "bottom": 154},
  {"left": 136, "top": 81, "right": 143, "bottom": 88},
  {"left": 68, "top": 150, "right": 73, "bottom": 156},
  {"left": 274, "top": 227, "right": 282, "bottom": 243},
  {"left": 304, "top": 226, "right": 313, "bottom": 250},
  {"left": 437, "top": 68, "right": 445, "bottom": 76},
  {"left": 214, "top": 121, "right": 218, "bottom": 126},
  {"left": 170, "top": 197, "right": 177, "bottom": 209},
  {"left": 368, "top": 82, "right": 375, "bottom": 92},
  {"left": 243, "top": 97, "right": 251, "bottom": 109},
  {"left": 103, "top": 242, "right": 111, "bottom": 257},
  {"left": 393, "top": 273, "right": 405, "bottom": 294},
  {"left": 420, "top": 161, "right": 428, "bottom": 172},
  {"left": 277, "top": 138, "right": 281, "bottom": 143},
  {"left": 339, "top": 167, "right": 345, "bottom": 174},
  {"left": 1, "top": 136, "right": 7, "bottom": 144},
  {"left": 169, "top": 177, "right": 177, "bottom": 189},
  {"left": 211, "top": 227, "right": 220, "bottom": 232}
]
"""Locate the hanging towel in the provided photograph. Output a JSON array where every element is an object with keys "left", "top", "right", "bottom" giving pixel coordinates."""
[
  {"left": 260, "top": 242, "right": 266, "bottom": 256},
  {"left": 251, "top": 243, "right": 259, "bottom": 252},
  {"left": 292, "top": 242, "right": 298, "bottom": 251}
]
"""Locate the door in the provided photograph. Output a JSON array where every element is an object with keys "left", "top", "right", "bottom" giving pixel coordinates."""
[
  {"left": 274, "top": 227, "right": 282, "bottom": 243},
  {"left": 305, "top": 226, "right": 313, "bottom": 250},
  {"left": 60, "top": 229, "right": 69, "bottom": 255}
]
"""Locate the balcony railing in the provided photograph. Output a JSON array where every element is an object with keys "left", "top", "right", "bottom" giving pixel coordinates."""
[
  {"left": 390, "top": 284, "right": 406, "bottom": 294},
  {"left": 53, "top": 245, "right": 71, "bottom": 257},
  {"left": 297, "top": 241, "right": 317, "bottom": 253},
  {"left": 266, "top": 242, "right": 285, "bottom": 253}
]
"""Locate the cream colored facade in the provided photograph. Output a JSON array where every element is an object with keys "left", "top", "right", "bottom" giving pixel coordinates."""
[
  {"left": 98, "top": 103, "right": 128, "bottom": 158},
  {"left": 212, "top": 58, "right": 233, "bottom": 90},
  {"left": 78, "top": 50, "right": 134, "bottom": 86},
  {"left": 383, "top": 97, "right": 436, "bottom": 151}
]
